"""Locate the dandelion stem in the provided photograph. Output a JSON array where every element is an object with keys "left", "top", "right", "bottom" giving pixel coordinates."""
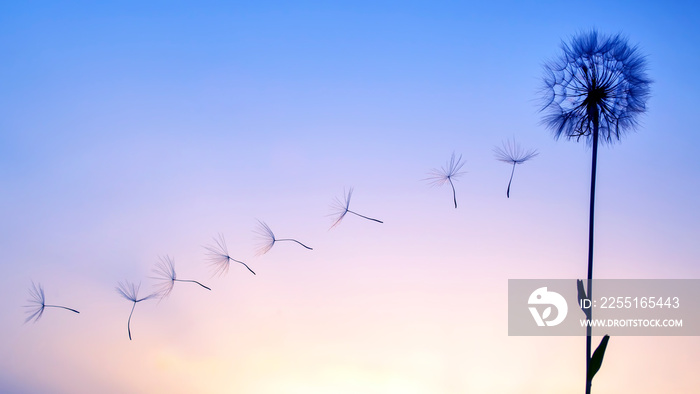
[
  {"left": 277, "top": 238, "right": 313, "bottom": 250},
  {"left": 235, "top": 260, "right": 256, "bottom": 275},
  {"left": 44, "top": 305, "right": 80, "bottom": 314},
  {"left": 506, "top": 162, "right": 516, "bottom": 198},
  {"left": 448, "top": 177, "right": 457, "bottom": 208},
  {"left": 127, "top": 302, "right": 136, "bottom": 341},
  {"left": 348, "top": 210, "right": 383, "bottom": 223},
  {"left": 174, "top": 279, "right": 212, "bottom": 291},
  {"left": 584, "top": 111, "right": 599, "bottom": 394}
]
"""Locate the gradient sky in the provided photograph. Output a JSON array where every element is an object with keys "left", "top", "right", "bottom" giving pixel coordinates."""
[{"left": 1, "top": 1, "right": 699, "bottom": 393}]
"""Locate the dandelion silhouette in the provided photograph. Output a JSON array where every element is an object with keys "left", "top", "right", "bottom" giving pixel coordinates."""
[
  {"left": 204, "top": 233, "right": 255, "bottom": 276},
  {"left": 254, "top": 220, "right": 313, "bottom": 256},
  {"left": 329, "top": 187, "right": 383, "bottom": 229},
  {"left": 151, "top": 255, "right": 211, "bottom": 299},
  {"left": 541, "top": 31, "right": 651, "bottom": 144},
  {"left": 541, "top": 30, "right": 651, "bottom": 394},
  {"left": 116, "top": 281, "right": 155, "bottom": 340},
  {"left": 24, "top": 282, "right": 79, "bottom": 323},
  {"left": 493, "top": 139, "right": 539, "bottom": 198},
  {"left": 425, "top": 152, "right": 466, "bottom": 208}
]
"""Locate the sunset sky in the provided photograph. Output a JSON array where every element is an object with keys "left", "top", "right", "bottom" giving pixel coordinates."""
[{"left": 1, "top": 1, "right": 699, "bottom": 393}]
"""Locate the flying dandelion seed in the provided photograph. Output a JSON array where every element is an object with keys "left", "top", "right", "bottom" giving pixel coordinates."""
[
  {"left": 203, "top": 233, "right": 256, "bottom": 276},
  {"left": 24, "top": 282, "right": 79, "bottom": 323},
  {"left": 329, "top": 187, "right": 383, "bottom": 229},
  {"left": 425, "top": 152, "right": 466, "bottom": 208},
  {"left": 540, "top": 30, "right": 651, "bottom": 394},
  {"left": 254, "top": 220, "right": 313, "bottom": 256},
  {"left": 493, "top": 139, "right": 539, "bottom": 198},
  {"left": 116, "top": 281, "right": 155, "bottom": 340},
  {"left": 151, "top": 255, "right": 211, "bottom": 299}
]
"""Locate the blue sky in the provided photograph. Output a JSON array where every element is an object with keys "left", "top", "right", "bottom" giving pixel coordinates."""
[{"left": 1, "top": 1, "right": 700, "bottom": 393}]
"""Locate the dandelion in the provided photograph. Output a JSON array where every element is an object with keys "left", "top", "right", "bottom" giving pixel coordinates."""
[
  {"left": 493, "top": 139, "right": 539, "bottom": 198},
  {"left": 540, "top": 30, "right": 651, "bottom": 394},
  {"left": 151, "top": 255, "right": 211, "bottom": 299},
  {"left": 24, "top": 282, "right": 79, "bottom": 323},
  {"left": 329, "top": 187, "right": 383, "bottom": 229},
  {"left": 116, "top": 281, "right": 155, "bottom": 340},
  {"left": 204, "top": 233, "right": 255, "bottom": 276},
  {"left": 425, "top": 152, "right": 466, "bottom": 208},
  {"left": 254, "top": 220, "right": 312, "bottom": 256},
  {"left": 541, "top": 31, "right": 651, "bottom": 144}
]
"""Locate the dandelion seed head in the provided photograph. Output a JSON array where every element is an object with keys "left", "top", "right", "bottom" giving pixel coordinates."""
[
  {"left": 24, "top": 281, "right": 46, "bottom": 323},
  {"left": 540, "top": 30, "right": 651, "bottom": 144},
  {"left": 329, "top": 187, "right": 353, "bottom": 228},
  {"left": 494, "top": 139, "right": 539, "bottom": 164},
  {"left": 151, "top": 255, "right": 177, "bottom": 299},
  {"left": 254, "top": 220, "right": 276, "bottom": 256},
  {"left": 425, "top": 152, "right": 466, "bottom": 187},
  {"left": 116, "top": 281, "right": 154, "bottom": 303},
  {"left": 204, "top": 233, "right": 255, "bottom": 275},
  {"left": 203, "top": 233, "right": 232, "bottom": 276}
]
